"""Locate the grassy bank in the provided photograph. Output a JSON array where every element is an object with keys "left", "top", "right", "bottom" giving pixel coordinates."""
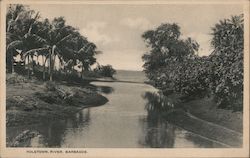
[
  {"left": 6, "top": 74, "right": 108, "bottom": 127},
  {"left": 161, "top": 95, "right": 243, "bottom": 147},
  {"left": 164, "top": 109, "right": 242, "bottom": 147},
  {"left": 181, "top": 97, "right": 243, "bottom": 133}
]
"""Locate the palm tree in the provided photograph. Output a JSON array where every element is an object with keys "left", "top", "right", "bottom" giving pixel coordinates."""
[
  {"left": 7, "top": 5, "right": 101, "bottom": 82},
  {"left": 6, "top": 4, "right": 26, "bottom": 74},
  {"left": 6, "top": 4, "right": 45, "bottom": 76},
  {"left": 23, "top": 17, "right": 79, "bottom": 81},
  {"left": 77, "top": 42, "right": 102, "bottom": 78}
]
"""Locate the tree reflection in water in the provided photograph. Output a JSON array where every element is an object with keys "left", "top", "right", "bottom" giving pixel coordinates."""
[
  {"left": 29, "top": 108, "right": 91, "bottom": 147},
  {"left": 140, "top": 91, "right": 177, "bottom": 148},
  {"left": 143, "top": 92, "right": 176, "bottom": 113}
]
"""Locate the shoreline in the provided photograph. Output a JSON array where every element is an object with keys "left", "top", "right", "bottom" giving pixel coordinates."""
[
  {"left": 163, "top": 109, "right": 242, "bottom": 147},
  {"left": 144, "top": 86, "right": 243, "bottom": 147},
  {"left": 6, "top": 74, "right": 109, "bottom": 127}
]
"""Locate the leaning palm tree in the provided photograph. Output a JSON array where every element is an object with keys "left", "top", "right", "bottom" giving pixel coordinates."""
[
  {"left": 6, "top": 5, "right": 44, "bottom": 75},
  {"left": 6, "top": 4, "right": 28, "bottom": 73}
]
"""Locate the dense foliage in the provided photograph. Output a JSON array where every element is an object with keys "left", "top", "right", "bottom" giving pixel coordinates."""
[
  {"left": 209, "top": 14, "right": 244, "bottom": 110},
  {"left": 142, "top": 15, "right": 244, "bottom": 111},
  {"left": 6, "top": 4, "right": 106, "bottom": 81}
]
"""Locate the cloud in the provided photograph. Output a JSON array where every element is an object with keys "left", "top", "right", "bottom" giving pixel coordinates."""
[
  {"left": 80, "top": 21, "right": 119, "bottom": 45},
  {"left": 120, "top": 17, "right": 152, "bottom": 30}
]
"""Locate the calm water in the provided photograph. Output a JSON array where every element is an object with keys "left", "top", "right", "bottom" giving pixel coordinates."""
[{"left": 7, "top": 71, "right": 225, "bottom": 148}]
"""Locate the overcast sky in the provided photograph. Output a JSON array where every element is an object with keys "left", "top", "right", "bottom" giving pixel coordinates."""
[{"left": 29, "top": 4, "right": 243, "bottom": 71}]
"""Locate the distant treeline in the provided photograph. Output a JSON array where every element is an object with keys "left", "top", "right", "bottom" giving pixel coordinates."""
[{"left": 141, "top": 14, "right": 243, "bottom": 111}]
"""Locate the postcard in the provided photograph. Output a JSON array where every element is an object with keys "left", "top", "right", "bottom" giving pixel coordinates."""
[{"left": 0, "top": 0, "right": 249, "bottom": 157}]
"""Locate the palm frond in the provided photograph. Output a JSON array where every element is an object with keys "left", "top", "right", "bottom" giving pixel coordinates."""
[
  {"left": 55, "top": 34, "right": 73, "bottom": 46},
  {"left": 7, "top": 40, "right": 23, "bottom": 51},
  {"left": 23, "top": 47, "right": 49, "bottom": 58},
  {"left": 30, "top": 34, "right": 48, "bottom": 44}
]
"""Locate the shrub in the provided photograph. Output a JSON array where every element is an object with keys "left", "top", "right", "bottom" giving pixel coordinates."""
[
  {"left": 45, "top": 81, "right": 57, "bottom": 91},
  {"left": 94, "top": 64, "right": 116, "bottom": 77},
  {"left": 6, "top": 74, "right": 28, "bottom": 84}
]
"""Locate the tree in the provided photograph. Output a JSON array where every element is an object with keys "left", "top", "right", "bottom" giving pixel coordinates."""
[
  {"left": 23, "top": 17, "right": 79, "bottom": 81},
  {"left": 141, "top": 23, "right": 199, "bottom": 89},
  {"left": 6, "top": 4, "right": 33, "bottom": 73},
  {"left": 209, "top": 14, "right": 243, "bottom": 110},
  {"left": 94, "top": 64, "right": 116, "bottom": 78},
  {"left": 6, "top": 4, "right": 102, "bottom": 83},
  {"left": 7, "top": 4, "right": 49, "bottom": 78},
  {"left": 141, "top": 15, "right": 244, "bottom": 111}
]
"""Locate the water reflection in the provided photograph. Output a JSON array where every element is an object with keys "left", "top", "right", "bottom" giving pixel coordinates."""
[
  {"left": 89, "top": 84, "right": 114, "bottom": 94},
  {"left": 7, "top": 109, "right": 91, "bottom": 147},
  {"left": 139, "top": 113, "right": 176, "bottom": 148},
  {"left": 140, "top": 92, "right": 176, "bottom": 147},
  {"left": 141, "top": 91, "right": 227, "bottom": 148},
  {"left": 143, "top": 91, "right": 176, "bottom": 113},
  {"left": 40, "top": 109, "right": 91, "bottom": 147}
]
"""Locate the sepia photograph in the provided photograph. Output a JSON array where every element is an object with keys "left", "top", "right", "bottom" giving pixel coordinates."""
[{"left": 0, "top": 0, "right": 249, "bottom": 157}]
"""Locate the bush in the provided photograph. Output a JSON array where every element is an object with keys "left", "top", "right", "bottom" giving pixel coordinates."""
[
  {"left": 6, "top": 74, "right": 28, "bottom": 84},
  {"left": 94, "top": 64, "right": 116, "bottom": 77}
]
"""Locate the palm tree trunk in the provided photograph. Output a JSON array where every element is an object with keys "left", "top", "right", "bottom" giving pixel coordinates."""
[
  {"left": 11, "top": 51, "right": 14, "bottom": 74},
  {"left": 49, "top": 45, "right": 56, "bottom": 81},
  {"left": 42, "top": 55, "right": 46, "bottom": 81},
  {"left": 81, "top": 66, "right": 84, "bottom": 79},
  {"left": 27, "top": 55, "right": 30, "bottom": 79},
  {"left": 31, "top": 56, "right": 34, "bottom": 75},
  {"left": 48, "top": 52, "right": 52, "bottom": 81}
]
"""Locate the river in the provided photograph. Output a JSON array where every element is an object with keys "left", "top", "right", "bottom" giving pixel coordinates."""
[{"left": 7, "top": 70, "right": 226, "bottom": 148}]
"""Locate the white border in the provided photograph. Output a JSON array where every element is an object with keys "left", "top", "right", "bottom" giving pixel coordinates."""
[{"left": 0, "top": 0, "right": 249, "bottom": 157}]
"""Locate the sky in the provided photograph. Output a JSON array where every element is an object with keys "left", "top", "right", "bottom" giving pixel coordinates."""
[{"left": 28, "top": 3, "right": 243, "bottom": 71}]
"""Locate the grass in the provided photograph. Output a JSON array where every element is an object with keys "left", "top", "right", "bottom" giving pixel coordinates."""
[
  {"left": 164, "top": 109, "right": 242, "bottom": 147},
  {"left": 6, "top": 73, "right": 108, "bottom": 127},
  {"left": 180, "top": 97, "right": 243, "bottom": 133}
]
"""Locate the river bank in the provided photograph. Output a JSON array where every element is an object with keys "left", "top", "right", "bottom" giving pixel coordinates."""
[
  {"left": 160, "top": 95, "right": 243, "bottom": 147},
  {"left": 181, "top": 97, "right": 243, "bottom": 133},
  {"left": 142, "top": 82, "right": 243, "bottom": 147},
  {"left": 164, "top": 109, "right": 242, "bottom": 147},
  {"left": 145, "top": 79, "right": 243, "bottom": 134},
  {"left": 6, "top": 74, "right": 108, "bottom": 127}
]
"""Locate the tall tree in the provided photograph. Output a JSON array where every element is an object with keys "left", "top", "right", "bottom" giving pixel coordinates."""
[
  {"left": 6, "top": 4, "right": 46, "bottom": 75},
  {"left": 141, "top": 23, "right": 199, "bottom": 83},
  {"left": 209, "top": 14, "right": 244, "bottom": 110},
  {"left": 23, "top": 17, "right": 79, "bottom": 81}
]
